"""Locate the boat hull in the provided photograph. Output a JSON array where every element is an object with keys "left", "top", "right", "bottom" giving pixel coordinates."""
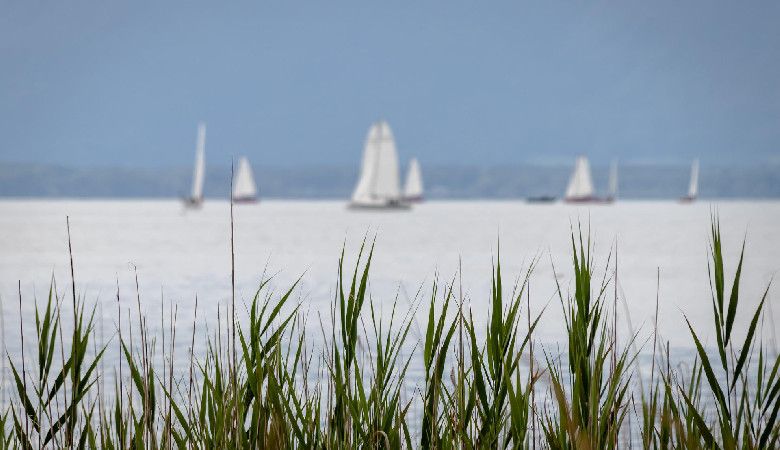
[
  {"left": 402, "top": 196, "right": 424, "bottom": 203},
  {"left": 678, "top": 196, "right": 696, "bottom": 203},
  {"left": 232, "top": 197, "right": 259, "bottom": 204},
  {"left": 564, "top": 196, "right": 614, "bottom": 204},
  {"left": 182, "top": 197, "right": 203, "bottom": 209},
  {"left": 348, "top": 200, "right": 411, "bottom": 210},
  {"left": 527, "top": 196, "right": 556, "bottom": 203}
]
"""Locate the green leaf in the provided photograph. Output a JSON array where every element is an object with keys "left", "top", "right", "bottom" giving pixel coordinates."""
[
  {"left": 685, "top": 317, "right": 728, "bottom": 417},
  {"left": 724, "top": 240, "right": 745, "bottom": 343},
  {"left": 678, "top": 386, "right": 718, "bottom": 449},
  {"left": 732, "top": 288, "right": 767, "bottom": 390}
]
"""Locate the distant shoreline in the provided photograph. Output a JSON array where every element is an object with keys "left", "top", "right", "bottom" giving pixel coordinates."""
[{"left": 1, "top": 162, "right": 778, "bottom": 199}]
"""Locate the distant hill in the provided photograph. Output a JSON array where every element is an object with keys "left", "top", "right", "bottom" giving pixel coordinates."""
[{"left": 0, "top": 162, "right": 778, "bottom": 199}]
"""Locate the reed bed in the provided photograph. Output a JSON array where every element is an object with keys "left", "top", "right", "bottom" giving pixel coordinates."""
[{"left": 1, "top": 215, "right": 778, "bottom": 449}]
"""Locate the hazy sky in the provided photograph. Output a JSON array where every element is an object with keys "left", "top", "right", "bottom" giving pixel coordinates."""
[{"left": 1, "top": 2, "right": 778, "bottom": 168}]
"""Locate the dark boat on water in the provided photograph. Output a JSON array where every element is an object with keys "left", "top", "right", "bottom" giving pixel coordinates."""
[{"left": 527, "top": 195, "right": 556, "bottom": 203}]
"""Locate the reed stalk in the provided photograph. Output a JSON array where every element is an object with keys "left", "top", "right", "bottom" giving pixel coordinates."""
[{"left": 1, "top": 215, "right": 777, "bottom": 449}]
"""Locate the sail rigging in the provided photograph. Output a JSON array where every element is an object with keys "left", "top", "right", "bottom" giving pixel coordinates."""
[
  {"left": 233, "top": 157, "right": 258, "bottom": 201},
  {"left": 565, "top": 157, "right": 595, "bottom": 200},
  {"left": 351, "top": 123, "right": 379, "bottom": 204},
  {"left": 183, "top": 123, "right": 206, "bottom": 208},
  {"left": 688, "top": 159, "right": 699, "bottom": 199},
  {"left": 403, "top": 158, "right": 424, "bottom": 200},
  {"left": 191, "top": 123, "right": 206, "bottom": 200},
  {"left": 350, "top": 120, "right": 406, "bottom": 208},
  {"left": 608, "top": 160, "right": 618, "bottom": 200}
]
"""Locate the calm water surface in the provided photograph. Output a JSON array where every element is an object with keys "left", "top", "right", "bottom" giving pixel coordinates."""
[{"left": 0, "top": 199, "right": 778, "bottom": 404}]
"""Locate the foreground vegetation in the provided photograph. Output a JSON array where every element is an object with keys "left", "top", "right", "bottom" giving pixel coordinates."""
[{"left": 1, "top": 217, "right": 778, "bottom": 449}]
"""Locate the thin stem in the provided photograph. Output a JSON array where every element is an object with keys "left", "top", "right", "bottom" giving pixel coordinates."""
[
  {"left": 18, "top": 281, "right": 30, "bottom": 444},
  {"left": 66, "top": 216, "right": 78, "bottom": 446},
  {"left": 230, "top": 157, "right": 238, "bottom": 438},
  {"left": 188, "top": 295, "right": 198, "bottom": 450}
]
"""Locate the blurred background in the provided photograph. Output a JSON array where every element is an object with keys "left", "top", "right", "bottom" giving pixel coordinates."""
[{"left": 0, "top": 2, "right": 778, "bottom": 199}]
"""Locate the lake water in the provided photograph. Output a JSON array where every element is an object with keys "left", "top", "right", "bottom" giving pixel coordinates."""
[{"left": 1, "top": 199, "right": 779, "bottom": 406}]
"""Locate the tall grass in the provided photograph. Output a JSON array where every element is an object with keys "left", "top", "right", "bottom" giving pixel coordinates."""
[
  {"left": 666, "top": 217, "right": 780, "bottom": 449},
  {"left": 1, "top": 216, "right": 778, "bottom": 448},
  {"left": 541, "top": 231, "right": 634, "bottom": 449}
]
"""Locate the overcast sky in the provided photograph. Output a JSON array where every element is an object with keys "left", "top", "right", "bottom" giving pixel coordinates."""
[{"left": 1, "top": 2, "right": 778, "bottom": 168}]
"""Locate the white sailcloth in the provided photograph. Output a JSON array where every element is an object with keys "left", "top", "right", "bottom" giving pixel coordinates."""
[
  {"left": 351, "top": 123, "right": 379, "bottom": 204},
  {"left": 565, "top": 157, "right": 595, "bottom": 200},
  {"left": 403, "top": 158, "right": 424, "bottom": 199},
  {"left": 190, "top": 123, "right": 206, "bottom": 200},
  {"left": 608, "top": 160, "right": 618, "bottom": 199},
  {"left": 372, "top": 121, "right": 401, "bottom": 199},
  {"left": 233, "top": 157, "right": 257, "bottom": 199},
  {"left": 688, "top": 159, "right": 699, "bottom": 199},
  {"left": 350, "top": 120, "right": 402, "bottom": 204}
]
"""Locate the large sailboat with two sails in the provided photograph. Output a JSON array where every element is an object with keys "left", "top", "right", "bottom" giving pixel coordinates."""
[
  {"left": 349, "top": 120, "right": 410, "bottom": 210},
  {"left": 564, "top": 156, "right": 617, "bottom": 203}
]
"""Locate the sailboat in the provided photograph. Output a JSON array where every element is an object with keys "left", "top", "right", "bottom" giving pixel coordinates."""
[
  {"left": 232, "top": 157, "right": 258, "bottom": 203},
  {"left": 527, "top": 194, "right": 557, "bottom": 203},
  {"left": 564, "top": 156, "right": 612, "bottom": 203},
  {"left": 679, "top": 159, "right": 699, "bottom": 203},
  {"left": 607, "top": 159, "right": 618, "bottom": 202},
  {"left": 403, "top": 158, "right": 424, "bottom": 202},
  {"left": 182, "top": 123, "right": 206, "bottom": 208},
  {"left": 349, "top": 120, "right": 410, "bottom": 210}
]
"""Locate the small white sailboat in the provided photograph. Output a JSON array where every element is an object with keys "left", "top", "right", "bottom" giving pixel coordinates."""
[
  {"left": 607, "top": 159, "right": 618, "bottom": 202},
  {"left": 564, "top": 156, "right": 611, "bottom": 203},
  {"left": 349, "top": 120, "right": 409, "bottom": 209},
  {"left": 183, "top": 123, "right": 206, "bottom": 208},
  {"left": 403, "top": 158, "right": 424, "bottom": 202},
  {"left": 679, "top": 159, "right": 699, "bottom": 203},
  {"left": 232, "top": 157, "right": 258, "bottom": 203},
  {"left": 565, "top": 156, "right": 596, "bottom": 202}
]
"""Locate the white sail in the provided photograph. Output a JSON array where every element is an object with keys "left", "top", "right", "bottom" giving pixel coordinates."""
[
  {"left": 688, "top": 159, "right": 699, "bottom": 199},
  {"left": 190, "top": 123, "right": 206, "bottom": 200},
  {"left": 350, "top": 120, "right": 403, "bottom": 206},
  {"left": 608, "top": 159, "right": 618, "bottom": 200},
  {"left": 233, "top": 157, "right": 257, "bottom": 200},
  {"left": 351, "top": 123, "right": 380, "bottom": 203},
  {"left": 403, "top": 158, "right": 424, "bottom": 199},
  {"left": 371, "top": 121, "right": 402, "bottom": 200},
  {"left": 565, "top": 156, "right": 595, "bottom": 200}
]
